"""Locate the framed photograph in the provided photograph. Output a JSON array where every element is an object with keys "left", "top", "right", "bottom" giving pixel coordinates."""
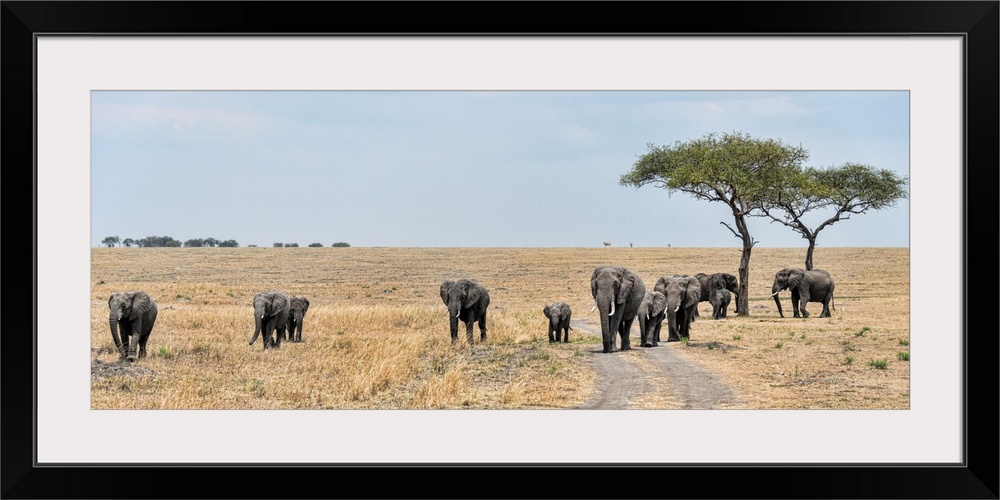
[{"left": 5, "top": 2, "right": 996, "bottom": 498}]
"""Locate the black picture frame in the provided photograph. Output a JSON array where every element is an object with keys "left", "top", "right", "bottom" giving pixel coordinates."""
[{"left": 3, "top": 2, "right": 997, "bottom": 498}]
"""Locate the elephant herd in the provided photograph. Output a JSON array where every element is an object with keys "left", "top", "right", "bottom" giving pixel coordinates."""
[
  {"left": 102, "top": 289, "right": 311, "bottom": 361},
  {"left": 103, "top": 266, "right": 834, "bottom": 361}
]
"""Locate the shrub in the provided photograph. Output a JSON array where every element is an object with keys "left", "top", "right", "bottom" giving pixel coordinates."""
[
  {"left": 309, "top": 243, "right": 323, "bottom": 247},
  {"left": 868, "top": 358, "right": 889, "bottom": 369},
  {"left": 273, "top": 242, "right": 283, "bottom": 248},
  {"left": 332, "top": 242, "right": 351, "bottom": 247}
]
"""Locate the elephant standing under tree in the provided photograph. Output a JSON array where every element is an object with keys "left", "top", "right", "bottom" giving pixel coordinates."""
[
  {"left": 440, "top": 279, "right": 490, "bottom": 344},
  {"left": 655, "top": 275, "right": 701, "bottom": 342},
  {"left": 710, "top": 288, "right": 732, "bottom": 320},
  {"left": 284, "top": 296, "right": 310, "bottom": 342},
  {"left": 108, "top": 291, "right": 158, "bottom": 361},
  {"left": 542, "top": 302, "right": 573, "bottom": 343},
  {"left": 590, "top": 266, "right": 646, "bottom": 353},
  {"left": 636, "top": 290, "right": 667, "bottom": 347},
  {"left": 771, "top": 268, "right": 836, "bottom": 318},
  {"left": 693, "top": 272, "right": 739, "bottom": 320},
  {"left": 249, "top": 290, "right": 291, "bottom": 350}
]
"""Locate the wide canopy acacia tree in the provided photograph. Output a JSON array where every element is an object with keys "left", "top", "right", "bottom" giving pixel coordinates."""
[
  {"left": 758, "top": 162, "right": 909, "bottom": 270},
  {"left": 619, "top": 131, "right": 808, "bottom": 315}
]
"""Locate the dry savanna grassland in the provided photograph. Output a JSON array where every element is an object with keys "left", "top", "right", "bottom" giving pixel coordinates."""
[{"left": 91, "top": 247, "right": 909, "bottom": 410}]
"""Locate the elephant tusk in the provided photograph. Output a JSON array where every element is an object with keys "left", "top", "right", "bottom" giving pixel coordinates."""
[
  {"left": 609, "top": 301, "right": 616, "bottom": 316},
  {"left": 674, "top": 305, "right": 680, "bottom": 312},
  {"left": 590, "top": 304, "right": 597, "bottom": 313},
  {"left": 770, "top": 292, "right": 780, "bottom": 297}
]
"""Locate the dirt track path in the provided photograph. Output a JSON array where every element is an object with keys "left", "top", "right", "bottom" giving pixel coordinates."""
[{"left": 570, "top": 319, "right": 740, "bottom": 409}]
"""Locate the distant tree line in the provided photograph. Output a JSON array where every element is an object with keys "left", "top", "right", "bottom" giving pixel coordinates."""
[
  {"left": 100, "top": 236, "right": 351, "bottom": 248},
  {"left": 100, "top": 236, "right": 238, "bottom": 248}
]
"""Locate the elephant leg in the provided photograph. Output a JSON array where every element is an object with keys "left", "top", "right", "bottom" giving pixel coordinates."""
[
  {"left": 619, "top": 319, "right": 632, "bottom": 350},
  {"left": 549, "top": 327, "right": 556, "bottom": 343},
  {"left": 562, "top": 325, "right": 570, "bottom": 343},
  {"left": 790, "top": 290, "right": 801, "bottom": 318},
  {"left": 478, "top": 316, "right": 487, "bottom": 342},
  {"left": 126, "top": 322, "right": 141, "bottom": 361},
  {"left": 465, "top": 321, "right": 475, "bottom": 344},
  {"left": 799, "top": 291, "right": 811, "bottom": 318},
  {"left": 138, "top": 333, "right": 150, "bottom": 359}
]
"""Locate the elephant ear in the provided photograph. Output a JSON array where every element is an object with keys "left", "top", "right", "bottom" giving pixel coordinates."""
[
  {"left": 543, "top": 305, "right": 551, "bottom": 318},
  {"left": 561, "top": 303, "right": 571, "bottom": 317},
  {"left": 128, "top": 291, "right": 150, "bottom": 317},
  {"left": 788, "top": 269, "right": 805, "bottom": 288},
  {"left": 440, "top": 280, "right": 454, "bottom": 306},
  {"left": 686, "top": 277, "right": 702, "bottom": 303},
  {"left": 301, "top": 297, "right": 310, "bottom": 312},
  {"left": 652, "top": 292, "right": 667, "bottom": 315},
  {"left": 463, "top": 282, "right": 483, "bottom": 308},
  {"left": 617, "top": 270, "right": 635, "bottom": 305}
]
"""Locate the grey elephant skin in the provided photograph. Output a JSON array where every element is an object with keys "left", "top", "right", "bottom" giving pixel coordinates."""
[
  {"left": 636, "top": 290, "right": 667, "bottom": 347},
  {"left": 249, "top": 290, "right": 291, "bottom": 350},
  {"left": 590, "top": 266, "right": 646, "bottom": 353},
  {"left": 284, "top": 296, "right": 310, "bottom": 342},
  {"left": 693, "top": 272, "right": 739, "bottom": 319},
  {"left": 771, "top": 268, "right": 835, "bottom": 318},
  {"left": 542, "top": 301, "right": 572, "bottom": 343},
  {"left": 108, "top": 291, "right": 158, "bottom": 361},
  {"left": 710, "top": 288, "right": 732, "bottom": 320},
  {"left": 655, "top": 275, "right": 701, "bottom": 342},
  {"left": 440, "top": 279, "right": 490, "bottom": 344}
]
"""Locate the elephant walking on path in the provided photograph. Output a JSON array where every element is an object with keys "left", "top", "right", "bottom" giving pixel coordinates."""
[
  {"left": 655, "top": 275, "right": 701, "bottom": 342},
  {"left": 590, "top": 266, "right": 646, "bottom": 353},
  {"left": 543, "top": 302, "right": 573, "bottom": 343},
  {"left": 108, "top": 291, "right": 158, "bottom": 361}
]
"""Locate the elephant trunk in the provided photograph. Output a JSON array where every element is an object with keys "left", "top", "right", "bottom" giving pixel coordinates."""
[
  {"left": 772, "top": 283, "right": 784, "bottom": 317},
  {"left": 108, "top": 315, "right": 124, "bottom": 355},
  {"left": 596, "top": 294, "right": 616, "bottom": 352},
  {"left": 250, "top": 315, "right": 263, "bottom": 345},
  {"left": 448, "top": 300, "right": 462, "bottom": 320}
]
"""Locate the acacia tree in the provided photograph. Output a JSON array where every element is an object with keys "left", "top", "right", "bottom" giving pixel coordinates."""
[
  {"left": 101, "top": 236, "right": 120, "bottom": 247},
  {"left": 758, "top": 162, "right": 908, "bottom": 270},
  {"left": 619, "top": 131, "right": 808, "bottom": 315}
]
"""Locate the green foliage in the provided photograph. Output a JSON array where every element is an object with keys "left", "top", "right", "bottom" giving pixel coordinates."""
[
  {"left": 139, "top": 235, "right": 183, "bottom": 247},
  {"left": 842, "top": 355, "right": 854, "bottom": 366},
  {"left": 184, "top": 238, "right": 204, "bottom": 247},
  {"left": 732, "top": 334, "right": 741, "bottom": 341},
  {"left": 218, "top": 239, "right": 239, "bottom": 247},
  {"left": 898, "top": 338, "right": 909, "bottom": 346},
  {"left": 332, "top": 242, "right": 351, "bottom": 247},
  {"left": 854, "top": 326, "right": 870, "bottom": 337},
  {"left": 284, "top": 243, "right": 299, "bottom": 247},
  {"left": 101, "top": 236, "right": 120, "bottom": 247},
  {"left": 273, "top": 242, "right": 283, "bottom": 248},
  {"left": 774, "top": 341, "right": 783, "bottom": 349},
  {"left": 868, "top": 358, "right": 889, "bottom": 370},
  {"left": 121, "top": 238, "right": 136, "bottom": 247},
  {"left": 308, "top": 243, "right": 323, "bottom": 247},
  {"left": 896, "top": 351, "right": 910, "bottom": 361}
]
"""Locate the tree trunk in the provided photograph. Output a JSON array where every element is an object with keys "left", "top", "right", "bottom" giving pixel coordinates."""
[{"left": 804, "top": 238, "right": 817, "bottom": 270}]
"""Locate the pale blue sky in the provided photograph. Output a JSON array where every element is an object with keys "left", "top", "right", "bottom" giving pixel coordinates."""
[{"left": 91, "top": 91, "right": 909, "bottom": 248}]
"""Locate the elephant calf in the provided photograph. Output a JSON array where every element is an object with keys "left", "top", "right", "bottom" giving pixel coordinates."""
[
  {"left": 285, "top": 296, "right": 310, "bottom": 342},
  {"left": 542, "top": 302, "right": 572, "bottom": 343},
  {"left": 710, "top": 288, "right": 732, "bottom": 320},
  {"left": 108, "top": 291, "right": 158, "bottom": 361}
]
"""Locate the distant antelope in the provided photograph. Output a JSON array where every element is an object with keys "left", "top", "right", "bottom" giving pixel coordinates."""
[{"left": 603, "top": 241, "right": 611, "bottom": 248}]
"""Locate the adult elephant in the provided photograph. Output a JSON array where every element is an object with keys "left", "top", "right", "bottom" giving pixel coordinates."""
[
  {"left": 636, "top": 290, "right": 667, "bottom": 347},
  {"left": 249, "top": 290, "right": 291, "bottom": 350},
  {"left": 440, "top": 279, "right": 490, "bottom": 344},
  {"left": 693, "top": 272, "right": 739, "bottom": 320},
  {"left": 542, "top": 301, "right": 573, "bottom": 343},
  {"left": 590, "top": 266, "right": 646, "bottom": 353},
  {"left": 284, "top": 296, "right": 310, "bottom": 342},
  {"left": 771, "top": 268, "right": 836, "bottom": 318},
  {"left": 108, "top": 291, "right": 158, "bottom": 361},
  {"left": 655, "top": 275, "right": 701, "bottom": 342}
]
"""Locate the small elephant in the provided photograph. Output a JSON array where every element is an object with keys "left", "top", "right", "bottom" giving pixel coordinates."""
[
  {"left": 542, "top": 302, "right": 573, "bottom": 343},
  {"left": 590, "top": 266, "right": 646, "bottom": 353},
  {"left": 710, "top": 288, "right": 732, "bottom": 320},
  {"left": 693, "top": 272, "right": 739, "bottom": 319},
  {"left": 440, "top": 279, "right": 490, "bottom": 344},
  {"left": 249, "top": 290, "right": 291, "bottom": 350},
  {"left": 654, "top": 275, "right": 701, "bottom": 342},
  {"left": 636, "top": 290, "right": 667, "bottom": 347},
  {"left": 107, "top": 291, "right": 158, "bottom": 361},
  {"left": 771, "top": 268, "right": 835, "bottom": 318},
  {"left": 284, "top": 296, "right": 310, "bottom": 342}
]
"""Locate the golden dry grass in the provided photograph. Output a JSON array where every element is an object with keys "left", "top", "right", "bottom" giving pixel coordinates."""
[{"left": 91, "top": 246, "right": 908, "bottom": 409}]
